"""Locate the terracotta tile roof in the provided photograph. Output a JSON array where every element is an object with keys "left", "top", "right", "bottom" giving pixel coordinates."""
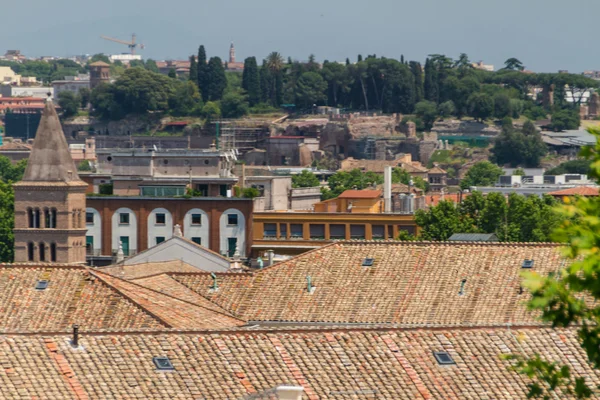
[
  {"left": 131, "top": 274, "right": 242, "bottom": 317},
  {"left": 98, "top": 260, "right": 203, "bottom": 280},
  {"left": 548, "top": 186, "right": 600, "bottom": 196},
  {"left": 171, "top": 241, "right": 566, "bottom": 325},
  {"left": 339, "top": 158, "right": 400, "bottom": 173},
  {"left": 337, "top": 189, "right": 381, "bottom": 199},
  {"left": 400, "top": 162, "right": 429, "bottom": 174},
  {"left": 0, "top": 142, "right": 32, "bottom": 151},
  {"left": 0, "top": 264, "right": 166, "bottom": 332},
  {"left": 428, "top": 165, "right": 447, "bottom": 174},
  {"left": 93, "top": 271, "right": 246, "bottom": 329},
  {"left": 425, "top": 193, "right": 466, "bottom": 206},
  {"left": 1, "top": 327, "right": 599, "bottom": 399},
  {"left": 89, "top": 61, "right": 110, "bottom": 67}
]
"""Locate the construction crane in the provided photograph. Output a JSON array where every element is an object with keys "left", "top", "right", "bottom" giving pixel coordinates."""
[{"left": 100, "top": 34, "right": 144, "bottom": 55}]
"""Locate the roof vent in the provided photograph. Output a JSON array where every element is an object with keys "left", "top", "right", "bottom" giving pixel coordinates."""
[
  {"left": 153, "top": 357, "right": 175, "bottom": 371},
  {"left": 458, "top": 279, "right": 467, "bottom": 296},
  {"left": 35, "top": 280, "right": 49, "bottom": 290},
  {"left": 522, "top": 259, "right": 534, "bottom": 269},
  {"left": 433, "top": 351, "right": 455, "bottom": 365},
  {"left": 362, "top": 258, "right": 374, "bottom": 267}
]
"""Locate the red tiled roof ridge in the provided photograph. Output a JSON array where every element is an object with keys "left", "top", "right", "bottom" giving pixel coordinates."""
[
  {"left": 90, "top": 271, "right": 173, "bottom": 328},
  {"left": 0, "top": 324, "right": 565, "bottom": 337},
  {"left": 93, "top": 271, "right": 246, "bottom": 324},
  {"left": 0, "top": 263, "right": 88, "bottom": 269}
]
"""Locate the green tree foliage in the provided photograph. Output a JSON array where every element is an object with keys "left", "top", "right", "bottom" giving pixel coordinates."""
[
  {"left": 467, "top": 92, "right": 494, "bottom": 121},
  {"left": 77, "top": 160, "right": 92, "bottom": 171},
  {"left": 201, "top": 101, "right": 221, "bottom": 120},
  {"left": 241, "top": 187, "right": 261, "bottom": 198},
  {"left": 295, "top": 72, "right": 327, "bottom": 108},
  {"left": 145, "top": 59, "right": 159, "bottom": 73},
  {"left": 423, "top": 58, "right": 439, "bottom": 103},
  {"left": 197, "top": 45, "right": 209, "bottom": 101},
  {"left": 91, "top": 68, "right": 174, "bottom": 119},
  {"left": 78, "top": 88, "right": 91, "bottom": 108},
  {"left": 391, "top": 168, "right": 429, "bottom": 191},
  {"left": 506, "top": 127, "right": 600, "bottom": 398},
  {"left": 544, "top": 159, "right": 590, "bottom": 175},
  {"left": 321, "top": 169, "right": 383, "bottom": 200},
  {"left": 188, "top": 55, "right": 198, "bottom": 85},
  {"left": 88, "top": 54, "right": 111, "bottom": 64},
  {"left": 502, "top": 58, "right": 525, "bottom": 71},
  {"left": 414, "top": 101, "right": 438, "bottom": 131},
  {"left": 168, "top": 68, "right": 177, "bottom": 79},
  {"left": 0, "top": 156, "right": 27, "bottom": 262},
  {"left": 493, "top": 93, "right": 511, "bottom": 119},
  {"left": 409, "top": 61, "right": 424, "bottom": 103},
  {"left": 491, "top": 120, "right": 547, "bottom": 167},
  {"left": 438, "top": 101, "right": 455, "bottom": 119},
  {"left": 550, "top": 108, "right": 580, "bottom": 131},
  {"left": 221, "top": 92, "right": 249, "bottom": 118},
  {"left": 169, "top": 80, "right": 202, "bottom": 116},
  {"left": 415, "top": 191, "right": 561, "bottom": 242},
  {"left": 57, "top": 91, "right": 80, "bottom": 118},
  {"left": 320, "top": 61, "right": 350, "bottom": 107},
  {"left": 292, "top": 170, "right": 320, "bottom": 188},
  {"left": 460, "top": 161, "right": 504, "bottom": 189},
  {"left": 206, "top": 57, "right": 227, "bottom": 101},
  {"left": 242, "top": 57, "right": 261, "bottom": 106}
]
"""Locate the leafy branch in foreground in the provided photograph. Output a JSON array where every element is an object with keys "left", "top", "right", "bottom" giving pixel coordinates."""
[{"left": 506, "top": 127, "right": 600, "bottom": 398}]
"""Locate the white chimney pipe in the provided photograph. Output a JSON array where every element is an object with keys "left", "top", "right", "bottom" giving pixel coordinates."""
[{"left": 384, "top": 166, "right": 392, "bottom": 213}]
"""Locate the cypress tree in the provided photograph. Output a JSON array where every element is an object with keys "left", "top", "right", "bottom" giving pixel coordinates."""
[
  {"left": 189, "top": 55, "right": 198, "bottom": 86},
  {"left": 357, "top": 54, "right": 363, "bottom": 62},
  {"left": 409, "top": 61, "right": 424, "bottom": 103},
  {"left": 400, "top": 54, "right": 405, "bottom": 64},
  {"left": 242, "top": 57, "right": 261, "bottom": 106},
  {"left": 423, "top": 58, "right": 439, "bottom": 103},
  {"left": 206, "top": 57, "right": 227, "bottom": 101},
  {"left": 197, "top": 45, "right": 209, "bottom": 101},
  {"left": 345, "top": 58, "right": 350, "bottom": 66}
]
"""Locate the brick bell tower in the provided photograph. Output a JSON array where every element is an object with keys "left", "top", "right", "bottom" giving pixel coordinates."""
[{"left": 13, "top": 97, "right": 88, "bottom": 264}]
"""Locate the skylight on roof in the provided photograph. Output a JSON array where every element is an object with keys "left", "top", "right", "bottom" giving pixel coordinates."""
[
  {"left": 35, "top": 280, "right": 49, "bottom": 290},
  {"left": 153, "top": 357, "right": 174, "bottom": 371},
  {"left": 433, "top": 351, "right": 455, "bottom": 365},
  {"left": 522, "top": 260, "right": 534, "bottom": 269},
  {"left": 362, "top": 258, "right": 374, "bottom": 267}
]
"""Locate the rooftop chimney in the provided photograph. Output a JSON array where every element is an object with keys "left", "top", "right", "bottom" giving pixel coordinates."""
[
  {"left": 384, "top": 166, "right": 392, "bottom": 213},
  {"left": 71, "top": 324, "right": 80, "bottom": 347}
]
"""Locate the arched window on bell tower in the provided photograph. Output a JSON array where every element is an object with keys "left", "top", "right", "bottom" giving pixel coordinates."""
[
  {"left": 39, "top": 242, "right": 46, "bottom": 262},
  {"left": 50, "top": 243, "right": 57, "bottom": 262},
  {"left": 50, "top": 208, "right": 57, "bottom": 228},
  {"left": 27, "top": 242, "right": 34, "bottom": 261},
  {"left": 27, "top": 208, "right": 33, "bottom": 228},
  {"left": 33, "top": 208, "right": 40, "bottom": 228}
]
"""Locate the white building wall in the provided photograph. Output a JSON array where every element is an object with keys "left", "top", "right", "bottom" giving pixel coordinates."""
[
  {"left": 147, "top": 207, "right": 173, "bottom": 247},
  {"left": 111, "top": 207, "right": 137, "bottom": 254},
  {"left": 183, "top": 208, "right": 210, "bottom": 247},
  {"left": 85, "top": 207, "right": 102, "bottom": 253},
  {"left": 219, "top": 208, "right": 246, "bottom": 257}
]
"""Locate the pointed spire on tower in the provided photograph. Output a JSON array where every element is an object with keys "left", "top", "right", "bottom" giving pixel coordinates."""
[{"left": 21, "top": 97, "right": 84, "bottom": 183}]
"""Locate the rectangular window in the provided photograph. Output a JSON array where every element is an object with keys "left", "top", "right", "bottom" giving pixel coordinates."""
[
  {"left": 191, "top": 213, "right": 202, "bottom": 225},
  {"left": 330, "top": 224, "right": 345, "bottom": 240},
  {"left": 196, "top": 184, "right": 208, "bottom": 196},
  {"left": 155, "top": 213, "right": 166, "bottom": 225},
  {"left": 219, "top": 184, "right": 228, "bottom": 197},
  {"left": 119, "top": 213, "right": 130, "bottom": 225},
  {"left": 290, "top": 224, "right": 303, "bottom": 239},
  {"left": 156, "top": 236, "right": 165, "bottom": 245},
  {"left": 398, "top": 225, "right": 416, "bottom": 235},
  {"left": 372, "top": 225, "right": 385, "bottom": 239},
  {"left": 263, "top": 223, "right": 277, "bottom": 238},
  {"left": 387, "top": 225, "right": 394, "bottom": 239},
  {"left": 279, "top": 223, "right": 287, "bottom": 239},
  {"left": 191, "top": 237, "right": 201, "bottom": 245},
  {"left": 227, "top": 214, "right": 238, "bottom": 225},
  {"left": 309, "top": 224, "right": 325, "bottom": 240},
  {"left": 140, "top": 186, "right": 185, "bottom": 197},
  {"left": 350, "top": 224, "right": 366, "bottom": 239},
  {"left": 86, "top": 212, "right": 94, "bottom": 224}
]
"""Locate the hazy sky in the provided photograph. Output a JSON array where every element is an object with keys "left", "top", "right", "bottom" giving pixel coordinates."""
[{"left": 3, "top": 0, "right": 598, "bottom": 72}]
